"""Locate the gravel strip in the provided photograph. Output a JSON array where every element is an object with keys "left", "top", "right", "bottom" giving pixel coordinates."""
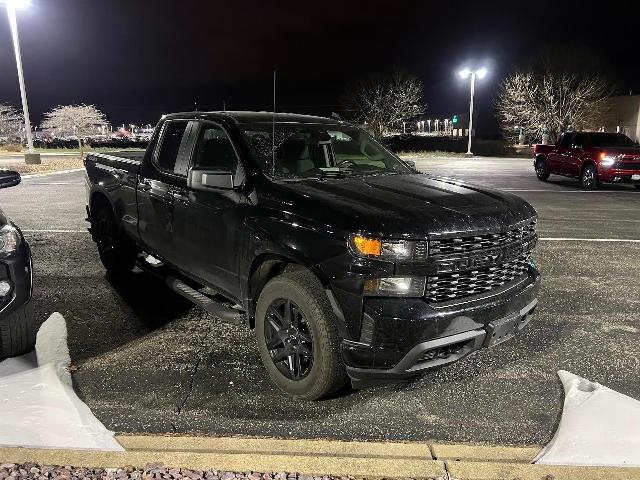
[{"left": 0, "top": 463, "right": 433, "bottom": 480}]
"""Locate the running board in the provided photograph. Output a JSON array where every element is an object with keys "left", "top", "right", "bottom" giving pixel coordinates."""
[{"left": 166, "top": 277, "right": 245, "bottom": 325}]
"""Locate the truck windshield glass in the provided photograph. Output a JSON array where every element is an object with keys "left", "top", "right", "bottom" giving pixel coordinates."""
[
  {"left": 587, "top": 133, "right": 636, "bottom": 148},
  {"left": 240, "top": 123, "right": 411, "bottom": 178}
]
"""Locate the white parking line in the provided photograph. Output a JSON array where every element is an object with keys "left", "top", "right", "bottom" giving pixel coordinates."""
[
  {"left": 539, "top": 237, "right": 640, "bottom": 243},
  {"left": 21, "top": 168, "right": 84, "bottom": 179},
  {"left": 503, "top": 189, "right": 638, "bottom": 193},
  {"left": 22, "top": 229, "right": 87, "bottom": 234},
  {"left": 20, "top": 230, "right": 640, "bottom": 244}
]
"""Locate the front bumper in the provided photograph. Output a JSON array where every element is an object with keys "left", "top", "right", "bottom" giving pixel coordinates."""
[
  {"left": 598, "top": 167, "right": 640, "bottom": 183},
  {"left": 341, "top": 265, "right": 540, "bottom": 385},
  {"left": 0, "top": 232, "right": 33, "bottom": 321}
]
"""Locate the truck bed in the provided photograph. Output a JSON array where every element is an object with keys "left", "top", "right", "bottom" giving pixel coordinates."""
[{"left": 85, "top": 150, "right": 144, "bottom": 174}]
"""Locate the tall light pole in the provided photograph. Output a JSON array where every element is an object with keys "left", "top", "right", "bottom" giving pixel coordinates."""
[
  {"left": 458, "top": 67, "right": 487, "bottom": 156},
  {"left": 2, "top": 0, "right": 39, "bottom": 163}
]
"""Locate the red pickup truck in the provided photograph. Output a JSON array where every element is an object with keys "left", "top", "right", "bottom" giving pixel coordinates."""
[{"left": 533, "top": 132, "right": 640, "bottom": 190}]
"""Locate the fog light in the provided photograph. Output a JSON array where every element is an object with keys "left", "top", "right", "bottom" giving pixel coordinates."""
[
  {"left": 0, "top": 280, "right": 12, "bottom": 297},
  {"left": 364, "top": 276, "right": 426, "bottom": 297}
]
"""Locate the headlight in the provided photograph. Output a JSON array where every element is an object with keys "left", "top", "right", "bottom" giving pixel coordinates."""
[
  {"left": 601, "top": 153, "right": 618, "bottom": 167},
  {"left": 364, "top": 276, "right": 426, "bottom": 297},
  {"left": 351, "top": 235, "right": 428, "bottom": 260},
  {"left": 0, "top": 224, "right": 21, "bottom": 257}
]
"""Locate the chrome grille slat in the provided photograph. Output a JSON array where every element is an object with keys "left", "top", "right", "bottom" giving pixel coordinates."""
[
  {"left": 425, "top": 255, "right": 530, "bottom": 303},
  {"left": 429, "top": 221, "right": 537, "bottom": 255}
]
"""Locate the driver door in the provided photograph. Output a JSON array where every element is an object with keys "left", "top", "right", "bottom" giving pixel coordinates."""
[{"left": 173, "top": 121, "right": 246, "bottom": 300}]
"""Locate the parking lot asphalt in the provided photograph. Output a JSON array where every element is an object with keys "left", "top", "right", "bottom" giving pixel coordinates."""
[{"left": 1, "top": 156, "right": 639, "bottom": 445}]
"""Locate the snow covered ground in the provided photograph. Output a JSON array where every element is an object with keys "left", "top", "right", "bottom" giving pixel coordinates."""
[{"left": 0, "top": 313, "right": 122, "bottom": 451}]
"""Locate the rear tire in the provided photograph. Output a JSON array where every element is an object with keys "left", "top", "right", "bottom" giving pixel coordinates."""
[
  {"left": 535, "top": 157, "right": 550, "bottom": 181},
  {"left": 92, "top": 206, "right": 137, "bottom": 277},
  {"left": 580, "top": 164, "right": 599, "bottom": 190},
  {"left": 0, "top": 302, "right": 37, "bottom": 360},
  {"left": 634, "top": 185, "right": 640, "bottom": 191},
  {"left": 255, "top": 270, "right": 348, "bottom": 400}
]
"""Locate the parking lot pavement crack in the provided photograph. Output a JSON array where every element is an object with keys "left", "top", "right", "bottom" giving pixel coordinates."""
[{"left": 172, "top": 323, "right": 214, "bottom": 428}]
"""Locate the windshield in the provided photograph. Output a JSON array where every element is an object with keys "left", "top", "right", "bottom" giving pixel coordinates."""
[
  {"left": 240, "top": 123, "right": 411, "bottom": 179},
  {"left": 586, "top": 133, "right": 637, "bottom": 148}
]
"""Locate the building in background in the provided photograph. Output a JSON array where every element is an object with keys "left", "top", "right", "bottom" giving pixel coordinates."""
[{"left": 603, "top": 95, "right": 640, "bottom": 142}]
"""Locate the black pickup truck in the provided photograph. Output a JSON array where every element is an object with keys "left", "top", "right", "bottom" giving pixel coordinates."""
[{"left": 84, "top": 111, "right": 540, "bottom": 399}]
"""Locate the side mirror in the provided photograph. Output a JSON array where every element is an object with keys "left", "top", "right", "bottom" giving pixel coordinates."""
[
  {"left": 0, "top": 170, "right": 21, "bottom": 189},
  {"left": 188, "top": 168, "right": 234, "bottom": 191},
  {"left": 403, "top": 159, "right": 416, "bottom": 170}
]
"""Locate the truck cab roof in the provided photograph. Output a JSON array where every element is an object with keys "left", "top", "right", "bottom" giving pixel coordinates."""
[{"left": 163, "top": 111, "right": 342, "bottom": 125}]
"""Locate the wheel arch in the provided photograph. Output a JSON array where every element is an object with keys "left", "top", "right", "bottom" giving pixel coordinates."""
[
  {"left": 89, "top": 190, "right": 114, "bottom": 221},
  {"left": 245, "top": 252, "right": 328, "bottom": 328},
  {"left": 581, "top": 159, "right": 597, "bottom": 172}
]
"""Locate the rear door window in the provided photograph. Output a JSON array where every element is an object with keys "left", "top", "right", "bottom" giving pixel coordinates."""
[
  {"left": 154, "top": 121, "right": 189, "bottom": 175},
  {"left": 559, "top": 133, "right": 574, "bottom": 148},
  {"left": 572, "top": 133, "right": 584, "bottom": 147}
]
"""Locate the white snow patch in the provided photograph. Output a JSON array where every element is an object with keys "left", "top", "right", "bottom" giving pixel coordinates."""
[
  {"left": 0, "top": 312, "right": 123, "bottom": 451},
  {"left": 35, "top": 312, "right": 72, "bottom": 386},
  {"left": 535, "top": 370, "right": 640, "bottom": 467}
]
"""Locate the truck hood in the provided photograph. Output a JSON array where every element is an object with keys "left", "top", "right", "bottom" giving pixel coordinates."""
[
  {"left": 597, "top": 146, "right": 640, "bottom": 157},
  {"left": 270, "top": 173, "right": 536, "bottom": 237}
]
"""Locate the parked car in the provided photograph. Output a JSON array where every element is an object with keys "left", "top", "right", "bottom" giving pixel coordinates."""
[
  {"left": 84, "top": 112, "right": 540, "bottom": 399},
  {"left": 0, "top": 170, "right": 36, "bottom": 361},
  {"left": 534, "top": 132, "right": 640, "bottom": 190}
]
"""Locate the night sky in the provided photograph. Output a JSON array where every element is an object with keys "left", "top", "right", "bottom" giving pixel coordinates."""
[{"left": 1, "top": 0, "right": 639, "bottom": 136}]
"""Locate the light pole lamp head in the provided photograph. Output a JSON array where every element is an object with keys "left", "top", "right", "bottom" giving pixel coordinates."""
[
  {"left": 458, "top": 68, "right": 472, "bottom": 79},
  {"left": 475, "top": 67, "right": 488, "bottom": 79},
  {"left": 458, "top": 67, "right": 488, "bottom": 79}
]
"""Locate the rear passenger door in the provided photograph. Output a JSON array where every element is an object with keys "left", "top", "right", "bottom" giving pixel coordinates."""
[
  {"left": 137, "top": 119, "right": 194, "bottom": 265},
  {"left": 548, "top": 133, "right": 573, "bottom": 173},
  {"left": 566, "top": 133, "right": 586, "bottom": 177}
]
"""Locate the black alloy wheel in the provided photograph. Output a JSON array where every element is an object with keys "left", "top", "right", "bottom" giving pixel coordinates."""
[
  {"left": 580, "top": 164, "right": 599, "bottom": 190},
  {"left": 255, "top": 270, "right": 348, "bottom": 400},
  {"left": 93, "top": 206, "right": 137, "bottom": 276},
  {"left": 535, "top": 157, "right": 550, "bottom": 181},
  {"left": 264, "top": 298, "right": 314, "bottom": 380}
]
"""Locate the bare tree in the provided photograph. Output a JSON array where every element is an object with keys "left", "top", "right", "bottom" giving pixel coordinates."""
[
  {"left": 344, "top": 70, "right": 425, "bottom": 138},
  {"left": 41, "top": 104, "right": 108, "bottom": 152},
  {"left": 0, "top": 103, "right": 23, "bottom": 143},
  {"left": 496, "top": 71, "right": 611, "bottom": 144}
]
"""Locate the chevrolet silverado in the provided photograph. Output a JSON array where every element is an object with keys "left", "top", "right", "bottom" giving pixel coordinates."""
[{"left": 84, "top": 112, "right": 540, "bottom": 399}]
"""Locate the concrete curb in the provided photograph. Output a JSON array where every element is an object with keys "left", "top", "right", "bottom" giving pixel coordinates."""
[{"left": 1, "top": 435, "right": 640, "bottom": 480}]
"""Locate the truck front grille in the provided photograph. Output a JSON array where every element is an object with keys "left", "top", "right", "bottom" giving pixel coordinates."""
[
  {"left": 425, "top": 255, "right": 531, "bottom": 303},
  {"left": 429, "top": 221, "right": 536, "bottom": 256},
  {"left": 617, "top": 162, "right": 640, "bottom": 170}
]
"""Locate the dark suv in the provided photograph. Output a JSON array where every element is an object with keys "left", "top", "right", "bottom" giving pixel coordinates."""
[
  {"left": 0, "top": 170, "right": 36, "bottom": 361},
  {"left": 85, "top": 112, "right": 540, "bottom": 399}
]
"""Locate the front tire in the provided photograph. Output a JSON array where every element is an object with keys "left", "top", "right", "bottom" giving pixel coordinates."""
[
  {"left": 255, "top": 270, "right": 348, "bottom": 400},
  {"left": 92, "top": 206, "right": 137, "bottom": 277},
  {"left": 535, "top": 157, "right": 550, "bottom": 181},
  {"left": 0, "top": 302, "right": 37, "bottom": 360},
  {"left": 580, "top": 164, "right": 599, "bottom": 190}
]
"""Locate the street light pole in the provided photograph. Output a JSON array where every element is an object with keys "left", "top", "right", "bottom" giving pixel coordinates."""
[
  {"left": 4, "top": 0, "right": 39, "bottom": 163},
  {"left": 458, "top": 67, "right": 487, "bottom": 157},
  {"left": 466, "top": 72, "right": 475, "bottom": 155}
]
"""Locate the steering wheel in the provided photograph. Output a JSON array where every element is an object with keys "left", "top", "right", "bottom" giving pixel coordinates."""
[{"left": 336, "top": 159, "right": 358, "bottom": 168}]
